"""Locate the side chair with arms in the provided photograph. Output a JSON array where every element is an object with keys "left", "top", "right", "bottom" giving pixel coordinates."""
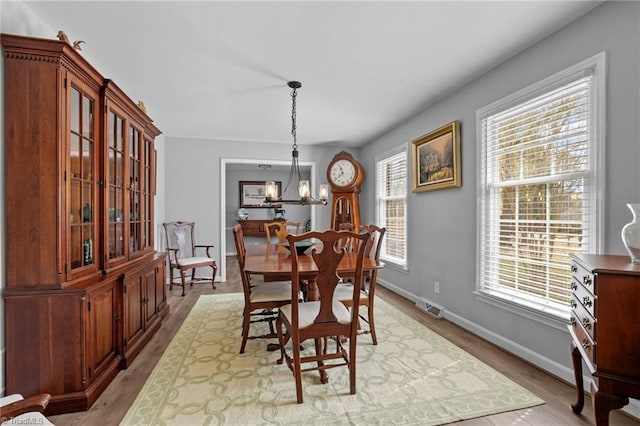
[
  {"left": 276, "top": 229, "right": 371, "bottom": 403},
  {"left": 163, "top": 221, "right": 217, "bottom": 297},
  {"left": 334, "top": 225, "right": 386, "bottom": 345},
  {"left": 265, "top": 220, "right": 300, "bottom": 244},
  {"left": 233, "top": 224, "right": 300, "bottom": 354},
  {"left": 0, "top": 393, "right": 53, "bottom": 425}
]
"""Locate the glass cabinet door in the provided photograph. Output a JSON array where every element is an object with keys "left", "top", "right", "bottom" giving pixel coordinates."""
[
  {"left": 142, "top": 137, "right": 154, "bottom": 251},
  {"left": 69, "top": 83, "right": 98, "bottom": 273},
  {"left": 106, "top": 108, "right": 126, "bottom": 264},
  {"left": 129, "top": 125, "right": 142, "bottom": 255}
]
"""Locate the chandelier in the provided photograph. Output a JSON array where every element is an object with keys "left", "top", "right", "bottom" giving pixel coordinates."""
[{"left": 265, "top": 81, "right": 328, "bottom": 205}]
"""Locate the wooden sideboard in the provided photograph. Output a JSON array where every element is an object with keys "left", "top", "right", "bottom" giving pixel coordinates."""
[
  {"left": 568, "top": 253, "right": 640, "bottom": 425},
  {"left": 2, "top": 33, "right": 167, "bottom": 414},
  {"left": 237, "top": 219, "right": 284, "bottom": 237}
]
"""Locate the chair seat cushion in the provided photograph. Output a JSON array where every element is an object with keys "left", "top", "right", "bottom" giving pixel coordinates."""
[
  {"left": 177, "top": 256, "right": 214, "bottom": 267},
  {"left": 0, "top": 394, "right": 54, "bottom": 426},
  {"left": 250, "top": 281, "right": 301, "bottom": 303},
  {"left": 2, "top": 412, "right": 54, "bottom": 426},
  {"left": 280, "top": 300, "right": 351, "bottom": 328},
  {"left": 334, "top": 283, "right": 367, "bottom": 302}
]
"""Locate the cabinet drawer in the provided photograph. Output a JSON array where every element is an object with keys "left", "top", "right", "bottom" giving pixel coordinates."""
[
  {"left": 571, "top": 320, "right": 596, "bottom": 369},
  {"left": 571, "top": 295, "right": 596, "bottom": 340},
  {"left": 571, "top": 261, "right": 596, "bottom": 294},
  {"left": 571, "top": 281, "right": 596, "bottom": 318}
]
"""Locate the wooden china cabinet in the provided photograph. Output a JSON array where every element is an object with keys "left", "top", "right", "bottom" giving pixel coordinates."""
[{"left": 2, "top": 33, "right": 168, "bottom": 414}]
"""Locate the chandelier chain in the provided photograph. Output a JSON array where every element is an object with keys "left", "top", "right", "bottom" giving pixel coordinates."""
[{"left": 291, "top": 86, "right": 297, "bottom": 149}]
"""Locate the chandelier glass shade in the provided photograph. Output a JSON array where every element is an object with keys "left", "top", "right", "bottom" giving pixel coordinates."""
[{"left": 264, "top": 81, "right": 328, "bottom": 205}]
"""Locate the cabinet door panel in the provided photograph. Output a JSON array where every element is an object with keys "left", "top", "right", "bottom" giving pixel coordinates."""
[
  {"left": 86, "top": 282, "right": 118, "bottom": 382},
  {"left": 156, "top": 259, "right": 167, "bottom": 312},
  {"left": 123, "top": 272, "right": 144, "bottom": 348},
  {"left": 145, "top": 266, "right": 157, "bottom": 323}
]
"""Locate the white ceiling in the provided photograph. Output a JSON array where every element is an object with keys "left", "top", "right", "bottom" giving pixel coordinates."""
[{"left": 22, "top": 1, "right": 601, "bottom": 147}]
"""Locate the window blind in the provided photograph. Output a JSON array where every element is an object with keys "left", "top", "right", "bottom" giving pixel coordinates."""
[
  {"left": 376, "top": 150, "right": 407, "bottom": 266},
  {"left": 479, "top": 74, "right": 596, "bottom": 314}
]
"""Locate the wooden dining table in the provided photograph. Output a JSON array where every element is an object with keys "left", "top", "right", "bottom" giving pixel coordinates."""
[{"left": 243, "top": 242, "right": 384, "bottom": 301}]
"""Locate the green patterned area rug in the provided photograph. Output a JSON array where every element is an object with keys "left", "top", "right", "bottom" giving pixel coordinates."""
[{"left": 121, "top": 293, "right": 544, "bottom": 425}]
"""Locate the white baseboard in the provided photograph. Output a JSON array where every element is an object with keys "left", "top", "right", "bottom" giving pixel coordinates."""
[{"left": 376, "top": 278, "right": 640, "bottom": 420}]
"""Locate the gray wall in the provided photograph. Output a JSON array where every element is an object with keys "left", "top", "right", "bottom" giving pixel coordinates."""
[{"left": 359, "top": 1, "right": 640, "bottom": 413}]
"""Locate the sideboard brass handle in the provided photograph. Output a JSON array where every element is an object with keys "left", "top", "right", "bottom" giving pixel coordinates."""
[
  {"left": 582, "top": 317, "right": 592, "bottom": 329},
  {"left": 571, "top": 265, "right": 578, "bottom": 273},
  {"left": 570, "top": 317, "right": 577, "bottom": 327},
  {"left": 571, "top": 282, "right": 578, "bottom": 291},
  {"left": 582, "top": 338, "right": 591, "bottom": 351},
  {"left": 582, "top": 296, "right": 592, "bottom": 308},
  {"left": 583, "top": 276, "right": 593, "bottom": 286}
]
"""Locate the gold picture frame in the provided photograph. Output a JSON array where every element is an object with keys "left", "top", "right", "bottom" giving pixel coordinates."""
[{"left": 412, "top": 120, "right": 461, "bottom": 192}]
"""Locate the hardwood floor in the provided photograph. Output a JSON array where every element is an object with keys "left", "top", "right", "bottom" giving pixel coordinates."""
[{"left": 48, "top": 257, "right": 639, "bottom": 425}]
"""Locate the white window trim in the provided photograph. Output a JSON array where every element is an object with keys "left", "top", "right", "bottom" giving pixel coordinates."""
[
  {"left": 475, "top": 52, "right": 606, "bottom": 324},
  {"left": 375, "top": 144, "right": 408, "bottom": 270}
]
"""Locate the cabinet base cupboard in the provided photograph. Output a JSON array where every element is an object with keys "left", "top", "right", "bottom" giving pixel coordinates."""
[{"left": 2, "top": 33, "right": 169, "bottom": 414}]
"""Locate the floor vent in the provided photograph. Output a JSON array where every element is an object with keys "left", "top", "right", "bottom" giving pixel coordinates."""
[{"left": 415, "top": 297, "right": 444, "bottom": 319}]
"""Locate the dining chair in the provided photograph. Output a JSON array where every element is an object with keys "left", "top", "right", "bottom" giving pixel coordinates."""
[
  {"left": 233, "top": 224, "right": 300, "bottom": 354},
  {"left": 163, "top": 221, "right": 217, "bottom": 296},
  {"left": 276, "top": 229, "right": 371, "bottom": 403},
  {"left": 265, "top": 220, "right": 300, "bottom": 244},
  {"left": 0, "top": 393, "right": 53, "bottom": 425},
  {"left": 334, "top": 225, "right": 386, "bottom": 344}
]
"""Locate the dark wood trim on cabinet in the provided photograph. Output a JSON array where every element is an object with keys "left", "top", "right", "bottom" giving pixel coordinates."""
[{"left": 2, "top": 33, "right": 168, "bottom": 415}]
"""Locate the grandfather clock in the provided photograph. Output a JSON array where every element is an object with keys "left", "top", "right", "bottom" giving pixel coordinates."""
[{"left": 327, "top": 151, "right": 364, "bottom": 231}]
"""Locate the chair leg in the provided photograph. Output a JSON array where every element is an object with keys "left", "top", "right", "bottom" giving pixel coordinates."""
[
  {"left": 210, "top": 264, "right": 217, "bottom": 289},
  {"left": 190, "top": 269, "right": 195, "bottom": 287},
  {"left": 368, "top": 303, "right": 377, "bottom": 345},
  {"left": 179, "top": 270, "right": 187, "bottom": 297},
  {"left": 169, "top": 267, "right": 174, "bottom": 291},
  {"left": 349, "top": 335, "right": 357, "bottom": 395},
  {"left": 240, "top": 307, "right": 251, "bottom": 354},
  {"left": 294, "top": 339, "right": 304, "bottom": 404}
]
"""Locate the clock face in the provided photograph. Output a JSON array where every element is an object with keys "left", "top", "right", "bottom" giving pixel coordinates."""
[{"left": 330, "top": 159, "right": 357, "bottom": 187}]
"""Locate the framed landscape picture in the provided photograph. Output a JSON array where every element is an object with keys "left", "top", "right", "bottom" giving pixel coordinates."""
[
  {"left": 240, "top": 181, "right": 280, "bottom": 208},
  {"left": 412, "top": 120, "right": 461, "bottom": 192}
]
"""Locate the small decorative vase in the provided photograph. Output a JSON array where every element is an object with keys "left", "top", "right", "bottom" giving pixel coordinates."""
[{"left": 621, "top": 203, "right": 640, "bottom": 264}]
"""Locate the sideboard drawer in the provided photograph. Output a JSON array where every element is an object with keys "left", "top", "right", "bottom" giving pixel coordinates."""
[
  {"left": 571, "top": 293, "right": 596, "bottom": 340},
  {"left": 570, "top": 319, "right": 596, "bottom": 370}
]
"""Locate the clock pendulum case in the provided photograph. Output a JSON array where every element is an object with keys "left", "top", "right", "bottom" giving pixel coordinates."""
[{"left": 327, "top": 151, "right": 364, "bottom": 231}]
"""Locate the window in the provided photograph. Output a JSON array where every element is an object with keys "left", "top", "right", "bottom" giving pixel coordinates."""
[
  {"left": 477, "top": 53, "right": 605, "bottom": 319},
  {"left": 376, "top": 147, "right": 407, "bottom": 268}
]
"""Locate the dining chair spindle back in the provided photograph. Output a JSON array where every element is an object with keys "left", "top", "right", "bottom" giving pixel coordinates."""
[
  {"left": 334, "top": 225, "right": 386, "bottom": 344},
  {"left": 276, "top": 229, "right": 371, "bottom": 403},
  {"left": 265, "top": 221, "right": 300, "bottom": 244},
  {"left": 233, "top": 224, "right": 298, "bottom": 354}
]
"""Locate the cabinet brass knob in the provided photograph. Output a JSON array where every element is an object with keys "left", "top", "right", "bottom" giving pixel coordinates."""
[
  {"left": 571, "top": 265, "right": 578, "bottom": 273},
  {"left": 582, "top": 296, "right": 592, "bottom": 307},
  {"left": 571, "top": 283, "right": 578, "bottom": 291},
  {"left": 583, "top": 276, "right": 592, "bottom": 286},
  {"left": 570, "top": 317, "right": 577, "bottom": 327},
  {"left": 582, "top": 338, "right": 591, "bottom": 351},
  {"left": 582, "top": 317, "right": 591, "bottom": 329},
  {"left": 571, "top": 299, "right": 577, "bottom": 308}
]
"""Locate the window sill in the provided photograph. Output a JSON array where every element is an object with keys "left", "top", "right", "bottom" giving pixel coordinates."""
[
  {"left": 379, "top": 257, "right": 408, "bottom": 273},
  {"left": 474, "top": 289, "right": 570, "bottom": 332}
]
